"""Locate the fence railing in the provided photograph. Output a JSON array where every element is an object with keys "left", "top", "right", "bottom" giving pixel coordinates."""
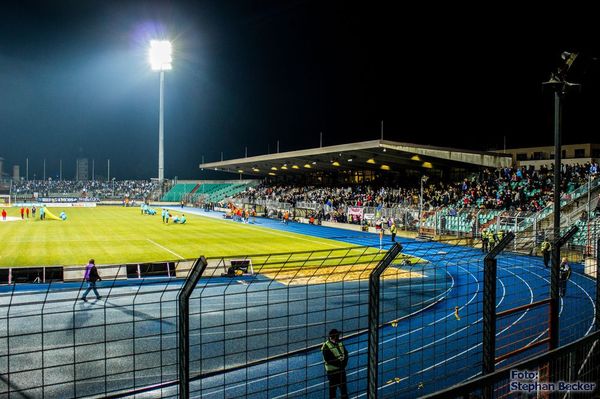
[
  {"left": 421, "top": 329, "right": 600, "bottom": 399},
  {"left": 1, "top": 229, "right": 598, "bottom": 398}
]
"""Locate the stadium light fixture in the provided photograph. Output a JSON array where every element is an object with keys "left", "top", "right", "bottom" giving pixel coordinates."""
[
  {"left": 422, "top": 162, "right": 433, "bottom": 169},
  {"left": 367, "top": 158, "right": 376, "bottom": 164},
  {"left": 411, "top": 155, "right": 421, "bottom": 161},
  {"left": 149, "top": 40, "right": 173, "bottom": 71},
  {"left": 149, "top": 40, "right": 172, "bottom": 183},
  {"left": 292, "top": 165, "right": 299, "bottom": 169},
  {"left": 252, "top": 167, "right": 260, "bottom": 172},
  {"left": 268, "top": 172, "right": 276, "bottom": 176},
  {"left": 281, "top": 165, "right": 288, "bottom": 170},
  {"left": 332, "top": 161, "right": 340, "bottom": 167},
  {"left": 271, "top": 166, "right": 278, "bottom": 171},
  {"left": 303, "top": 164, "right": 312, "bottom": 168},
  {"left": 347, "top": 158, "right": 353, "bottom": 162},
  {"left": 380, "top": 164, "right": 390, "bottom": 170},
  {"left": 237, "top": 169, "right": 244, "bottom": 173}
]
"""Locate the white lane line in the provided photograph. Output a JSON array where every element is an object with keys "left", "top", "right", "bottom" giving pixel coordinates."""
[
  {"left": 201, "top": 266, "right": 463, "bottom": 399},
  {"left": 270, "top": 264, "right": 486, "bottom": 399},
  {"left": 146, "top": 239, "right": 184, "bottom": 259},
  {"left": 272, "top": 260, "right": 535, "bottom": 399}
]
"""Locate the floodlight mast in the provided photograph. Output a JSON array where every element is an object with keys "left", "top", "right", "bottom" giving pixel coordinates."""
[
  {"left": 542, "top": 51, "right": 580, "bottom": 351},
  {"left": 149, "top": 40, "right": 172, "bottom": 182}
]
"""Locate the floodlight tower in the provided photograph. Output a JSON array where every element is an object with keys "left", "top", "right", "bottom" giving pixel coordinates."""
[
  {"left": 542, "top": 51, "right": 580, "bottom": 351},
  {"left": 149, "top": 40, "right": 172, "bottom": 182}
]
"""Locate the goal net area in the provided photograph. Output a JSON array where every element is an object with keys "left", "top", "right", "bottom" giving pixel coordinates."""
[
  {"left": 221, "top": 259, "right": 254, "bottom": 277},
  {"left": 0, "top": 195, "right": 10, "bottom": 207}
]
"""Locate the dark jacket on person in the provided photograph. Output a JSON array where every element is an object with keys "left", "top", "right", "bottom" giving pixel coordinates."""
[
  {"left": 85, "top": 264, "right": 102, "bottom": 283},
  {"left": 321, "top": 339, "right": 349, "bottom": 372}
]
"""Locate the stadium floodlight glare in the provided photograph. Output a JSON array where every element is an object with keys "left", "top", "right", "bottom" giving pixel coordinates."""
[
  {"left": 149, "top": 40, "right": 173, "bottom": 71},
  {"left": 292, "top": 165, "right": 299, "bottom": 169},
  {"left": 149, "top": 40, "right": 173, "bottom": 183},
  {"left": 281, "top": 165, "right": 288, "bottom": 170}
]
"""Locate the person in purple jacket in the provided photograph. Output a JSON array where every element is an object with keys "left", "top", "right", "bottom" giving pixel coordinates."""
[{"left": 81, "top": 259, "right": 102, "bottom": 302}]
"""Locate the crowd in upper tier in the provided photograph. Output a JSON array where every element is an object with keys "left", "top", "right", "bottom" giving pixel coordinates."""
[
  {"left": 11, "top": 179, "right": 159, "bottom": 200},
  {"left": 236, "top": 163, "right": 600, "bottom": 214}
]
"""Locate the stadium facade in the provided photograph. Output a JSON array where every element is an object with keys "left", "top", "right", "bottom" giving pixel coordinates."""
[{"left": 506, "top": 142, "right": 600, "bottom": 168}]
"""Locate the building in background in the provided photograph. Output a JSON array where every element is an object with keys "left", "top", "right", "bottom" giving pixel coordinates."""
[
  {"left": 13, "top": 165, "right": 19, "bottom": 182},
  {"left": 505, "top": 143, "right": 600, "bottom": 168},
  {"left": 76, "top": 158, "right": 89, "bottom": 181}
]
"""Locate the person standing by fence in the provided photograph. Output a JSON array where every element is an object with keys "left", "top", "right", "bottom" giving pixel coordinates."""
[
  {"left": 481, "top": 229, "right": 489, "bottom": 252},
  {"left": 321, "top": 329, "right": 349, "bottom": 399},
  {"left": 559, "top": 257, "right": 571, "bottom": 297},
  {"left": 81, "top": 259, "right": 102, "bottom": 302},
  {"left": 321, "top": 328, "right": 348, "bottom": 399},
  {"left": 541, "top": 238, "right": 551, "bottom": 268}
]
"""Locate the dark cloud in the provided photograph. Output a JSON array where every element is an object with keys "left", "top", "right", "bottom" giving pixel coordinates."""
[{"left": 1, "top": 1, "right": 599, "bottom": 179}]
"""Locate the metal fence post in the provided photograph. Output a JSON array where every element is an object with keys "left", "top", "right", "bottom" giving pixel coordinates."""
[
  {"left": 482, "top": 257, "right": 497, "bottom": 378},
  {"left": 596, "top": 239, "right": 600, "bottom": 331},
  {"left": 482, "top": 233, "right": 514, "bottom": 399},
  {"left": 550, "top": 226, "right": 578, "bottom": 350},
  {"left": 482, "top": 232, "right": 514, "bottom": 377},
  {"left": 367, "top": 243, "right": 403, "bottom": 399},
  {"left": 178, "top": 256, "right": 208, "bottom": 399}
]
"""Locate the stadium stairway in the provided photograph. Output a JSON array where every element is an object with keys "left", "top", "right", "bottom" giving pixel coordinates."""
[
  {"left": 190, "top": 181, "right": 258, "bottom": 204},
  {"left": 161, "top": 183, "right": 199, "bottom": 202}
]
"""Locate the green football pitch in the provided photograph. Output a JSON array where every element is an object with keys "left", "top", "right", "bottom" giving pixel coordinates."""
[{"left": 0, "top": 207, "right": 353, "bottom": 267}]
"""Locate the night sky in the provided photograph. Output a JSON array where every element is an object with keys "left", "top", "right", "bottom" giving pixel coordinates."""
[{"left": 1, "top": 1, "right": 600, "bottom": 180}]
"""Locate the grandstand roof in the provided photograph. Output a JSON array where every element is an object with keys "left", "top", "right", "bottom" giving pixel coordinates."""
[{"left": 199, "top": 139, "right": 512, "bottom": 176}]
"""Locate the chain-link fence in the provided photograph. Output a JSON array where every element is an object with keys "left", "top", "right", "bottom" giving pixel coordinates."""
[{"left": 1, "top": 225, "right": 599, "bottom": 398}]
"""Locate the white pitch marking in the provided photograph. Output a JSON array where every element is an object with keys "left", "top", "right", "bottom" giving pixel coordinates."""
[{"left": 146, "top": 239, "right": 184, "bottom": 259}]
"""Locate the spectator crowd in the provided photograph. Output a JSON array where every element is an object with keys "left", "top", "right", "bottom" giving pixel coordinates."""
[
  {"left": 11, "top": 179, "right": 159, "bottom": 200},
  {"left": 235, "top": 163, "right": 600, "bottom": 220}
]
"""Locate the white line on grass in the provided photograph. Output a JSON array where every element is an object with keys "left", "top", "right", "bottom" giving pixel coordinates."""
[
  {"left": 173, "top": 208, "right": 344, "bottom": 248},
  {"left": 146, "top": 239, "right": 184, "bottom": 259}
]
